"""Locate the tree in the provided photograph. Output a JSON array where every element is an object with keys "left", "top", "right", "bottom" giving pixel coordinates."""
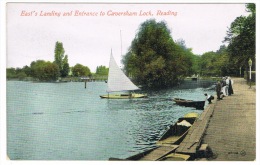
[
  {"left": 198, "top": 45, "right": 232, "bottom": 77},
  {"left": 60, "top": 55, "right": 70, "bottom": 77},
  {"left": 22, "top": 65, "right": 32, "bottom": 77},
  {"left": 30, "top": 60, "right": 59, "bottom": 81},
  {"left": 122, "top": 19, "right": 194, "bottom": 88},
  {"left": 54, "top": 41, "right": 70, "bottom": 77},
  {"left": 175, "top": 39, "right": 199, "bottom": 75},
  {"left": 224, "top": 4, "right": 255, "bottom": 71},
  {"left": 42, "top": 62, "right": 60, "bottom": 81},
  {"left": 199, "top": 52, "right": 216, "bottom": 76},
  {"left": 6, "top": 68, "right": 16, "bottom": 79},
  {"left": 72, "top": 64, "right": 91, "bottom": 77},
  {"left": 95, "top": 65, "right": 109, "bottom": 76},
  {"left": 54, "top": 41, "right": 64, "bottom": 72}
]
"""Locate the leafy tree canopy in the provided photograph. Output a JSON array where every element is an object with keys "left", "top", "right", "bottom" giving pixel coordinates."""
[
  {"left": 95, "top": 65, "right": 109, "bottom": 76},
  {"left": 72, "top": 64, "right": 91, "bottom": 77},
  {"left": 54, "top": 41, "right": 70, "bottom": 77},
  {"left": 122, "top": 19, "right": 196, "bottom": 88},
  {"left": 224, "top": 3, "right": 255, "bottom": 70},
  {"left": 30, "top": 60, "right": 60, "bottom": 81}
]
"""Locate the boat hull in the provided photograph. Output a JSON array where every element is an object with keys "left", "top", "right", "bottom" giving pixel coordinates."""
[
  {"left": 158, "top": 153, "right": 190, "bottom": 161},
  {"left": 173, "top": 98, "right": 205, "bottom": 110},
  {"left": 100, "top": 93, "right": 147, "bottom": 99},
  {"left": 156, "top": 112, "right": 199, "bottom": 146},
  {"left": 109, "top": 145, "right": 179, "bottom": 161}
]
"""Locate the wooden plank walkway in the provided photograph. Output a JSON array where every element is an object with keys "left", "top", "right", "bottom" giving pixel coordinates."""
[
  {"left": 201, "top": 78, "right": 256, "bottom": 161},
  {"left": 176, "top": 77, "right": 255, "bottom": 161},
  {"left": 176, "top": 97, "right": 216, "bottom": 155},
  {"left": 140, "top": 145, "right": 179, "bottom": 161}
]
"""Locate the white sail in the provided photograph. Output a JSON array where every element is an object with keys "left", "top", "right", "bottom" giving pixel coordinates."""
[{"left": 107, "top": 52, "right": 140, "bottom": 92}]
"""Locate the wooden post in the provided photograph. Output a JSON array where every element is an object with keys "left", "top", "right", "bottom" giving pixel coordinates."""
[{"left": 85, "top": 80, "right": 87, "bottom": 88}]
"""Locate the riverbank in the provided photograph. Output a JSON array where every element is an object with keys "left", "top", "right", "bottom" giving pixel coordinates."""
[
  {"left": 7, "top": 76, "right": 107, "bottom": 82},
  {"left": 201, "top": 77, "right": 256, "bottom": 161}
]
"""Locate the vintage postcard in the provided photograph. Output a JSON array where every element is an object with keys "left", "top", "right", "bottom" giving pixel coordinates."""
[{"left": 2, "top": 0, "right": 258, "bottom": 163}]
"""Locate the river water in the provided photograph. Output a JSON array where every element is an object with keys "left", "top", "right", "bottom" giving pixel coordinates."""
[{"left": 7, "top": 80, "right": 215, "bottom": 160}]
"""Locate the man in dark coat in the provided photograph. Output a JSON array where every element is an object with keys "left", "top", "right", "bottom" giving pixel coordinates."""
[
  {"left": 216, "top": 81, "right": 222, "bottom": 100},
  {"left": 228, "top": 77, "right": 234, "bottom": 95}
]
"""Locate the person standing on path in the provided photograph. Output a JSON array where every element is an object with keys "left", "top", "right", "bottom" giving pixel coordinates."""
[
  {"left": 221, "top": 77, "right": 227, "bottom": 96},
  {"left": 216, "top": 80, "right": 222, "bottom": 100},
  {"left": 228, "top": 77, "right": 234, "bottom": 95},
  {"left": 225, "top": 76, "right": 229, "bottom": 96}
]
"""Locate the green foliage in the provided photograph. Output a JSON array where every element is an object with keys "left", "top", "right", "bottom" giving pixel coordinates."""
[
  {"left": 198, "top": 4, "right": 255, "bottom": 77},
  {"left": 122, "top": 19, "right": 195, "bottom": 88},
  {"left": 95, "top": 65, "right": 109, "bottom": 76},
  {"left": 54, "top": 41, "right": 64, "bottom": 72},
  {"left": 30, "top": 60, "right": 60, "bottom": 81},
  {"left": 72, "top": 64, "right": 91, "bottom": 77},
  {"left": 246, "top": 3, "right": 255, "bottom": 14},
  {"left": 198, "top": 44, "right": 243, "bottom": 77},
  {"left": 22, "top": 65, "right": 32, "bottom": 77},
  {"left": 224, "top": 3, "right": 255, "bottom": 71},
  {"left": 199, "top": 51, "right": 220, "bottom": 76},
  {"left": 61, "top": 58, "right": 70, "bottom": 77},
  {"left": 54, "top": 41, "right": 70, "bottom": 77},
  {"left": 176, "top": 40, "right": 199, "bottom": 75},
  {"left": 7, "top": 41, "right": 95, "bottom": 81},
  {"left": 7, "top": 67, "right": 31, "bottom": 80},
  {"left": 6, "top": 68, "right": 17, "bottom": 79}
]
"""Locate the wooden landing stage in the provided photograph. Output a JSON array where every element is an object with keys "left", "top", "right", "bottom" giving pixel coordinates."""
[
  {"left": 138, "top": 145, "right": 179, "bottom": 161},
  {"left": 110, "top": 145, "right": 179, "bottom": 161},
  {"left": 202, "top": 78, "right": 256, "bottom": 161},
  {"left": 176, "top": 99, "right": 216, "bottom": 157}
]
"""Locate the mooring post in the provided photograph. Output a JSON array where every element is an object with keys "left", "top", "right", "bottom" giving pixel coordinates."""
[{"left": 85, "top": 80, "right": 87, "bottom": 89}]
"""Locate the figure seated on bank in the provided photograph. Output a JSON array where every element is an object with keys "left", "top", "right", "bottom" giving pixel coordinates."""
[{"left": 204, "top": 93, "right": 214, "bottom": 104}]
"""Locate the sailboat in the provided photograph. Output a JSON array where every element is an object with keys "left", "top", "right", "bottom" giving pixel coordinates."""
[{"left": 100, "top": 51, "right": 147, "bottom": 99}]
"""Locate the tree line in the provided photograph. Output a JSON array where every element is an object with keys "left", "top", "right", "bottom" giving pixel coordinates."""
[
  {"left": 7, "top": 41, "right": 108, "bottom": 81},
  {"left": 7, "top": 4, "right": 255, "bottom": 86},
  {"left": 122, "top": 4, "right": 255, "bottom": 88},
  {"left": 199, "top": 4, "right": 255, "bottom": 78}
]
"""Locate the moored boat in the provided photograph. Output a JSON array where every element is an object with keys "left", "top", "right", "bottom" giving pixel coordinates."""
[
  {"left": 158, "top": 153, "right": 190, "bottom": 161},
  {"left": 173, "top": 98, "right": 205, "bottom": 110},
  {"left": 156, "top": 112, "right": 199, "bottom": 146},
  {"left": 191, "top": 77, "right": 198, "bottom": 81},
  {"left": 100, "top": 93, "right": 147, "bottom": 99},
  {"left": 109, "top": 145, "right": 179, "bottom": 161}
]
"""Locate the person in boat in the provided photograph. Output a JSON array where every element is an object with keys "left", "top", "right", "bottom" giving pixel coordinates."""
[
  {"left": 204, "top": 93, "right": 214, "bottom": 104},
  {"left": 216, "top": 80, "right": 222, "bottom": 100}
]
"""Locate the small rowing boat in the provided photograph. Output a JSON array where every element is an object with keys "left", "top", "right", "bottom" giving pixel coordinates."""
[
  {"left": 157, "top": 112, "right": 199, "bottom": 146},
  {"left": 100, "top": 93, "right": 147, "bottom": 99},
  {"left": 173, "top": 98, "right": 205, "bottom": 110},
  {"left": 158, "top": 153, "right": 190, "bottom": 161},
  {"left": 109, "top": 145, "right": 179, "bottom": 161}
]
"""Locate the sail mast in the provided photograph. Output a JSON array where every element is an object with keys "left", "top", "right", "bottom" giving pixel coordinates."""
[{"left": 120, "top": 30, "right": 122, "bottom": 57}]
